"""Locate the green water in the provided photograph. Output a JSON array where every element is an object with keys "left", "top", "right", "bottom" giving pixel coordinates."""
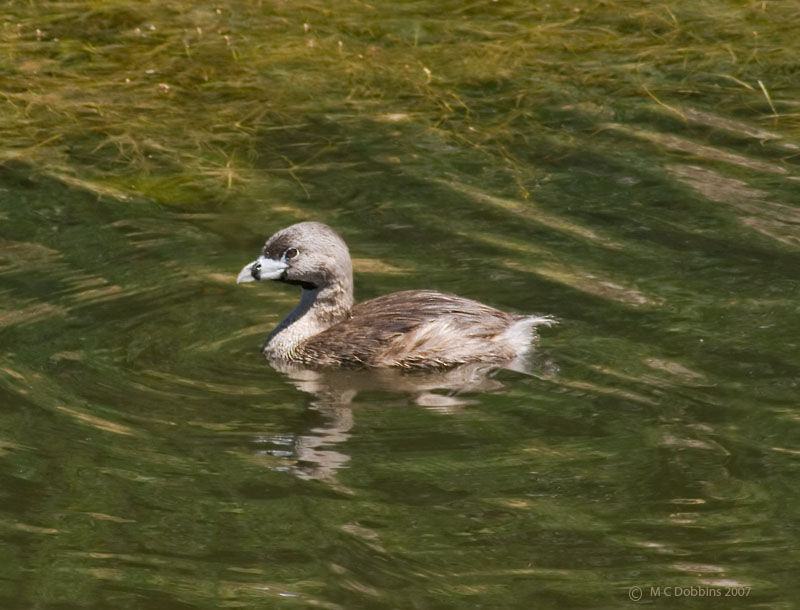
[{"left": 1, "top": 1, "right": 799, "bottom": 608}]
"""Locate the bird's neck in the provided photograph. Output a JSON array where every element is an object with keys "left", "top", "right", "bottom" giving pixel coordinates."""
[{"left": 263, "top": 281, "right": 353, "bottom": 360}]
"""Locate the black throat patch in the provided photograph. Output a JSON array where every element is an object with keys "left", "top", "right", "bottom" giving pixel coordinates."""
[{"left": 280, "top": 274, "right": 317, "bottom": 291}]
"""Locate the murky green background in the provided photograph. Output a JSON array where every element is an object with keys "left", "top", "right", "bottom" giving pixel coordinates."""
[{"left": 2, "top": 1, "right": 799, "bottom": 608}]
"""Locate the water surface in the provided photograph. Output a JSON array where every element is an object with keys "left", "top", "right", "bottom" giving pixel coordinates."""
[{"left": 1, "top": 1, "right": 799, "bottom": 608}]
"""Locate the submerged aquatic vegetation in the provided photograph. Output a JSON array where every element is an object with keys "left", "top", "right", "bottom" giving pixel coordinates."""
[
  {"left": 0, "top": 0, "right": 798, "bottom": 203},
  {"left": 2, "top": 6, "right": 800, "bottom": 608}
]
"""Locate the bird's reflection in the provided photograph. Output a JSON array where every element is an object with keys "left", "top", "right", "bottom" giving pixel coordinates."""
[{"left": 263, "top": 356, "right": 557, "bottom": 482}]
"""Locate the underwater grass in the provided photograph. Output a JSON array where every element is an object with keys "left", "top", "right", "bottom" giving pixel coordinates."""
[{"left": 1, "top": 0, "right": 799, "bottom": 204}]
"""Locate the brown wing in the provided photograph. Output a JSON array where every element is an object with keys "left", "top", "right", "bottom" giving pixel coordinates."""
[{"left": 297, "top": 290, "right": 523, "bottom": 367}]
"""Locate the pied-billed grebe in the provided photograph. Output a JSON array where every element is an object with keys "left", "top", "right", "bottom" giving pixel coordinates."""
[{"left": 237, "top": 222, "right": 554, "bottom": 368}]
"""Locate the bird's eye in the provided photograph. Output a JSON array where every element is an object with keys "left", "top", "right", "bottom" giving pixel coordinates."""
[{"left": 284, "top": 247, "right": 299, "bottom": 260}]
